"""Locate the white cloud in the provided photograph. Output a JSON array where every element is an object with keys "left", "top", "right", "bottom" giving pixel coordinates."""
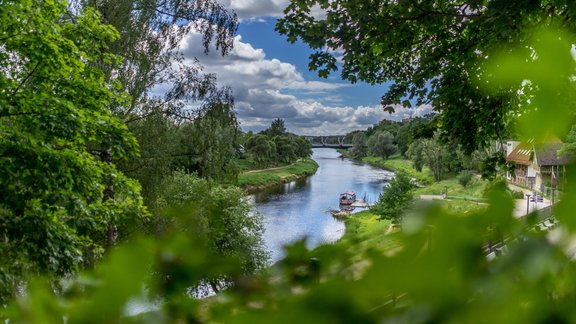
[
  {"left": 178, "top": 29, "right": 434, "bottom": 135},
  {"left": 216, "top": 0, "right": 326, "bottom": 21}
]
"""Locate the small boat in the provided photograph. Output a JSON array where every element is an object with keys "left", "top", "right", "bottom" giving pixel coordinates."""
[{"left": 339, "top": 191, "right": 356, "bottom": 205}]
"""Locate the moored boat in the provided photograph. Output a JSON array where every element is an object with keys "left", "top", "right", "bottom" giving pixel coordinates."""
[{"left": 339, "top": 191, "right": 356, "bottom": 205}]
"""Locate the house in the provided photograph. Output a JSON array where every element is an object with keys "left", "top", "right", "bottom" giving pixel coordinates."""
[{"left": 506, "top": 139, "right": 568, "bottom": 192}]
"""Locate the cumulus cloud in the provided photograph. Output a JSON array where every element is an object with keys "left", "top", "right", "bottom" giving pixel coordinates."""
[
  {"left": 216, "top": 0, "right": 326, "bottom": 21},
  {"left": 179, "top": 28, "right": 433, "bottom": 135}
]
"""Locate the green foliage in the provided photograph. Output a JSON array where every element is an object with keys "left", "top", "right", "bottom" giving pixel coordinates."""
[
  {"left": 408, "top": 136, "right": 449, "bottom": 182},
  {"left": 187, "top": 89, "right": 241, "bottom": 182},
  {"left": 238, "top": 159, "right": 319, "bottom": 189},
  {"left": 363, "top": 156, "right": 434, "bottom": 185},
  {"left": 245, "top": 134, "right": 277, "bottom": 167},
  {"left": 262, "top": 118, "right": 287, "bottom": 137},
  {"left": 458, "top": 170, "right": 474, "bottom": 188},
  {"left": 8, "top": 9, "right": 576, "bottom": 324},
  {"left": 91, "top": 0, "right": 237, "bottom": 121},
  {"left": 155, "top": 171, "right": 269, "bottom": 294},
  {"left": 276, "top": 1, "right": 554, "bottom": 153},
  {"left": 0, "top": 0, "right": 145, "bottom": 301},
  {"left": 372, "top": 172, "right": 415, "bottom": 224},
  {"left": 367, "top": 131, "right": 397, "bottom": 160},
  {"left": 244, "top": 120, "right": 311, "bottom": 168},
  {"left": 349, "top": 132, "right": 368, "bottom": 158}
]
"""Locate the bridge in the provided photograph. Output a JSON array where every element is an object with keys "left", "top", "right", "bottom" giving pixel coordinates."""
[
  {"left": 306, "top": 135, "right": 352, "bottom": 149},
  {"left": 311, "top": 143, "right": 353, "bottom": 148}
]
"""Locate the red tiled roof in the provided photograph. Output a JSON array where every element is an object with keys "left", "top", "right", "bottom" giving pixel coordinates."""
[{"left": 507, "top": 142, "right": 532, "bottom": 165}]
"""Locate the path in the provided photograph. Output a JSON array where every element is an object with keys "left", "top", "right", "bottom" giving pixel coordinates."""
[
  {"left": 243, "top": 162, "right": 298, "bottom": 174},
  {"left": 509, "top": 183, "right": 552, "bottom": 218}
]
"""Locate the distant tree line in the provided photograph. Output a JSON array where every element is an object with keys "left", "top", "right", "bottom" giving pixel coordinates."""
[
  {"left": 242, "top": 118, "right": 312, "bottom": 168},
  {"left": 346, "top": 115, "right": 484, "bottom": 182}
]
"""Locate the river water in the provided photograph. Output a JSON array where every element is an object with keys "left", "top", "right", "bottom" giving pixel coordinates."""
[{"left": 250, "top": 148, "right": 394, "bottom": 262}]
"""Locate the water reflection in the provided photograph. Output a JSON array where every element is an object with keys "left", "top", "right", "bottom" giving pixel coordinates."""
[{"left": 251, "top": 148, "right": 393, "bottom": 262}]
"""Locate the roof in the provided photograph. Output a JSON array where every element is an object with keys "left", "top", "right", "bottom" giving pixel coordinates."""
[
  {"left": 506, "top": 140, "right": 569, "bottom": 166},
  {"left": 534, "top": 143, "right": 569, "bottom": 166},
  {"left": 507, "top": 142, "right": 532, "bottom": 165}
]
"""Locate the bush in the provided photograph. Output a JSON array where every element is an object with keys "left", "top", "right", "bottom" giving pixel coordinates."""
[
  {"left": 511, "top": 190, "right": 526, "bottom": 199},
  {"left": 458, "top": 170, "right": 474, "bottom": 187},
  {"left": 372, "top": 171, "right": 415, "bottom": 224}
]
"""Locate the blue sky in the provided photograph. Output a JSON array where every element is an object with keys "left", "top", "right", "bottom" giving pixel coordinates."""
[{"left": 180, "top": 1, "right": 433, "bottom": 135}]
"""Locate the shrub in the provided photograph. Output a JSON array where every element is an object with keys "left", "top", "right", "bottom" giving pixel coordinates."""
[{"left": 458, "top": 170, "right": 474, "bottom": 187}]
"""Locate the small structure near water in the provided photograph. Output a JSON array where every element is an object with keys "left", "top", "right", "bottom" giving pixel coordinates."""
[
  {"left": 329, "top": 191, "right": 373, "bottom": 218},
  {"left": 339, "top": 191, "right": 356, "bottom": 205}
]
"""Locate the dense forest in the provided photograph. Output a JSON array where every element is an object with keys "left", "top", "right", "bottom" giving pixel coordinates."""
[{"left": 3, "top": 0, "right": 576, "bottom": 322}]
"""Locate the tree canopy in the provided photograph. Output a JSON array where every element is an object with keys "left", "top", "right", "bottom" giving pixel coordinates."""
[
  {"left": 0, "top": 0, "right": 145, "bottom": 299},
  {"left": 276, "top": 1, "right": 576, "bottom": 152}
]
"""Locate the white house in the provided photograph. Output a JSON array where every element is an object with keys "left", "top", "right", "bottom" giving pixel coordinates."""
[{"left": 506, "top": 139, "right": 568, "bottom": 192}]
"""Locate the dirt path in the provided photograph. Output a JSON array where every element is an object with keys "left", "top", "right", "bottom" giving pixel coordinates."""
[{"left": 243, "top": 162, "right": 297, "bottom": 174}]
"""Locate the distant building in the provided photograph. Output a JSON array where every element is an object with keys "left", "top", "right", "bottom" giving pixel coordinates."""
[{"left": 506, "top": 138, "right": 568, "bottom": 192}]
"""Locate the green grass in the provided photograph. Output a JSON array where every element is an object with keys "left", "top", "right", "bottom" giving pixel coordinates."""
[
  {"left": 335, "top": 210, "right": 400, "bottom": 258},
  {"left": 238, "top": 159, "right": 319, "bottom": 190},
  {"left": 414, "top": 177, "right": 487, "bottom": 199},
  {"left": 361, "top": 156, "right": 434, "bottom": 185}
]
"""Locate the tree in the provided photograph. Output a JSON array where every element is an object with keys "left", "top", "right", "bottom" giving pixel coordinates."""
[
  {"left": 273, "top": 135, "right": 297, "bottom": 164},
  {"left": 245, "top": 135, "right": 277, "bottom": 167},
  {"left": 458, "top": 170, "right": 474, "bottom": 188},
  {"left": 409, "top": 135, "right": 449, "bottom": 182},
  {"left": 368, "top": 131, "right": 397, "bottom": 160},
  {"left": 350, "top": 132, "right": 368, "bottom": 159},
  {"left": 559, "top": 124, "right": 576, "bottom": 161},
  {"left": 395, "top": 123, "right": 411, "bottom": 157},
  {"left": 263, "top": 118, "right": 287, "bottom": 137},
  {"left": 420, "top": 138, "right": 448, "bottom": 182},
  {"left": 0, "top": 0, "right": 145, "bottom": 301},
  {"left": 77, "top": 0, "right": 238, "bottom": 122},
  {"left": 187, "top": 89, "right": 241, "bottom": 182},
  {"left": 276, "top": 1, "right": 562, "bottom": 153},
  {"left": 406, "top": 140, "right": 425, "bottom": 173},
  {"left": 155, "top": 171, "right": 269, "bottom": 295},
  {"left": 372, "top": 171, "right": 415, "bottom": 224},
  {"left": 293, "top": 135, "right": 313, "bottom": 159}
]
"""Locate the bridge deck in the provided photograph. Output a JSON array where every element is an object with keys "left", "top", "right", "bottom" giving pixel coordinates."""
[{"left": 311, "top": 144, "right": 352, "bottom": 148}]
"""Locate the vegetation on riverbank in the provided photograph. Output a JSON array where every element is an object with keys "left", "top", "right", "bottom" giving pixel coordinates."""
[
  {"left": 238, "top": 159, "right": 319, "bottom": 192},
  {"left": 336, "top": 210, "right": 398, "bottom": 258},
  {"left": 339, "top": 149, "right": 434, "bottom": 185},
  {"left": 340, "top": 149, "right": 488, "bottom": 217}
]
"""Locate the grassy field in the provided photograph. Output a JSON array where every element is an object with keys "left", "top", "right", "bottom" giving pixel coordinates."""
[
  {"left": 361, "top": 156, "right": 435, "bottom": 185},
  {"left": 414, "top": 177, "right": 487, "bottom": 199},
  {"left": 334, "top": 210, "right": 400, "bottom": 259},
  {"left": 238, "top": 159, "right": 319, "bottom": 191}
]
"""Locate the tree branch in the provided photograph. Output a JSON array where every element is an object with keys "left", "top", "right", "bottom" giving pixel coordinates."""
[{"left": 10, "top": 60, "right": 41, "bottom": 98}]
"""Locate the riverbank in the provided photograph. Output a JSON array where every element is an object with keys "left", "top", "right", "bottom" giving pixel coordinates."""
[
  {"left": 337, "top": 150, "right": 434, "bottom": 185},
  {"left": 238, "top": 158, "right": 319, "bottom": 193}
]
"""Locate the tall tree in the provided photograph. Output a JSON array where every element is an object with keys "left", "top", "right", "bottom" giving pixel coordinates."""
[
  {"left": 263, "top": 118, "right": 287, "bottom": 137},
  {"left": 0, "top": 0, "right": 145, "bottom": 300},
  {"left": 155, "top": 171, "right": 269, "bottom": 295},
  {"left": 245, "top": 135, "right": 277, "bottom": 167},
  {"left": 368, "top": 131, "right": 397, "bottom": 160},
  {"left": 350, "top": 132, "right": 368, "bottom": 159},
  {"left": 77, "top": 0, "right": 238, "bottom": 122},
  {"left": 188, "top": 89, "right": 241, "bottom": 182},
  {"left": 276, "top": 1, "right": 572, "bottom": 153}
]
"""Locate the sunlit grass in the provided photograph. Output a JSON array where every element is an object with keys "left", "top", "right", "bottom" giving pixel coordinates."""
[
  {"left": 337, "top": 210, "right": 399, "bottom": 258},
  {"left": 361, "top": 156, "right": 435, "bottom": 185},
  {"left": 414, "top": 177, "right": 487, "bottom": 199},
  {"left": 238, "top": 159, "right": 319, "bottom": 189}
]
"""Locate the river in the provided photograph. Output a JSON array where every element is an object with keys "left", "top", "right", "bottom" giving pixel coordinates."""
[{"left": 250, "top": 148, "right": 394, "bottom": 262}]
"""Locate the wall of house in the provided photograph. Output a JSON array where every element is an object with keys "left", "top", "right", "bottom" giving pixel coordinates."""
[{"left": 506, "top": 141, "right": 520, "bottom": 157}]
